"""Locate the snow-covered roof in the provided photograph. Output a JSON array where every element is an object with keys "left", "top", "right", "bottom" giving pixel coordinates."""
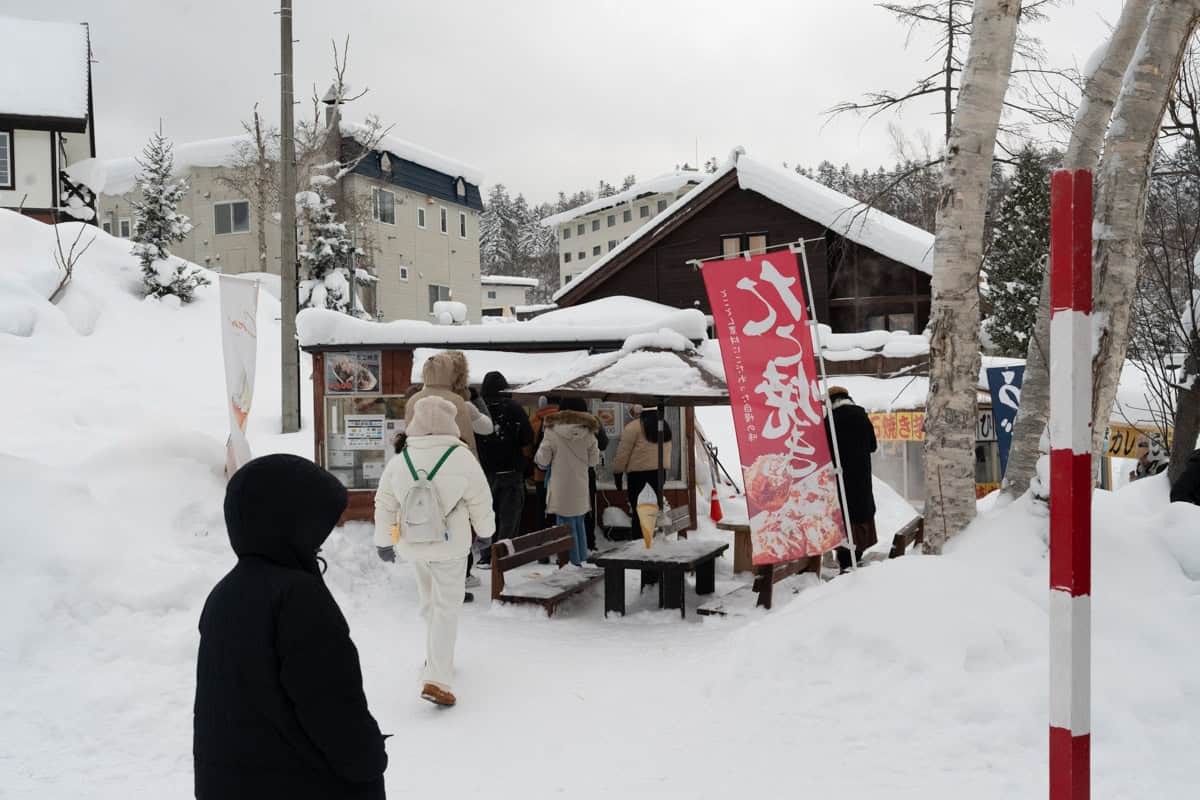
[
  {"left": 0, "top": 17, "right": 89, "bottom": 121},
  {"left": 340, "top": 119, "right": 484, "bottom": 186},
  {"left": 297, "top": 295, "right": 707, "bottom": 349},
  {"left": 481, "top": 275, "right": 539, "bottom": 288},
  {"left": 67, "top": 135, "right": 252, "bottom": 195},
  {"left": 412, "top": 348, "right": 588, "bottom": 385},
  {"left": 552, "top": 147, "right": 935, "bottom": 303},
  {"left": 540, "top": 170, "right": 705, "bottom": 227}
]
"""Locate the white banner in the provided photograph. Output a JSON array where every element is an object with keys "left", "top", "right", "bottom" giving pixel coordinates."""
[{"left": 219, "top": 275, "right": 260, "bottom": 476}]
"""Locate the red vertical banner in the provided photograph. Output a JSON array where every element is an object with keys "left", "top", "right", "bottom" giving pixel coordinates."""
[{"left": 702, "top": 251, "right": 847, "bottom": 565}]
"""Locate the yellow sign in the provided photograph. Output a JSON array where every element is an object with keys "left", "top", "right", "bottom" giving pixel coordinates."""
[
  {"left": 870, "top": 411, "right": 926, "bottom": 442},
  {"left": 1105, "top": 425, "right": 1170, "bottom": 459}
]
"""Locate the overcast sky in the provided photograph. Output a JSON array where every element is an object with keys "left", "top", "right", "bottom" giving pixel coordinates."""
[{"left": 4, "top": 0, "right": 1121, "bottom": 203}]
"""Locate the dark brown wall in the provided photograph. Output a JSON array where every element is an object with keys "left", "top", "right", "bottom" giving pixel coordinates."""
[{"left": 566, "top": 186, "right": 931, "bottom": 333}]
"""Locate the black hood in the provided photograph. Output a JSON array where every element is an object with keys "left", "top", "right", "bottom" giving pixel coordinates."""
[
  {"left": 481, "top": 370, "right": 509, "bottom": 399},
  {"left": 224, "top": 454, "right": 348, "bottom": 575}
]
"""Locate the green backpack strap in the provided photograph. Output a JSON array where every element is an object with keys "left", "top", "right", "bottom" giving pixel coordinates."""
[
  {"left": 426, "top": 445, "right": 459, "bottom": 480},
  {"left": 401, "top": 448, "right": 419, "bottom": 481}
]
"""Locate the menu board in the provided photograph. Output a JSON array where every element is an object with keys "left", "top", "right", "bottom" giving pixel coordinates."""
[{"left": 344, "top": 414, "right": 386, "bottom": 450}]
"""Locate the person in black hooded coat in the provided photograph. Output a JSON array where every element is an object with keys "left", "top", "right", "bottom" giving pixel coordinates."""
[
  {"left": 195, "top": 454, "right": 388, "bottom": 800},
  {"left": 824, "top": 387, "right": 878, "bottom": 571}
]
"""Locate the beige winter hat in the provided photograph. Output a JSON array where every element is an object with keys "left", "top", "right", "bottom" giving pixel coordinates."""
[{"left": 407, "top": 396, "right": 460, "bottom": 437}]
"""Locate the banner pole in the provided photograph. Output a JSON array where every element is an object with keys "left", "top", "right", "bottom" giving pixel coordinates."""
[{"left": 793, "top": 241, "right": 858, "bottom": 569}]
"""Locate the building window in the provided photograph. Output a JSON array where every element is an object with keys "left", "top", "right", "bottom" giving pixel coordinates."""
[
  {"left": 639, "top": 205, "right": 650, "bottom": 218},
  {"left": 101, "top": 220, "right": 112, "bottom": 234},
  {"left": 399, "top": 266, "right": 409, "bottom": 281},
  {"left": 577, "top": 223, "right": 585, "bottom": 236},
  {"left": 428, "top": 284, "right": 451, "bottom": 312},
  {"left": 722, "top": 232, "right": 769, "bottom": 258},
  {"left": 564, "top": 252, "right": 572, "bottom": 263},
  {"left": 417, "top": 207, "right": 426, "bottom": 228},
  {"left": 565, "top": 274, "right": 573, "bottom": 283},
  {"left": 0, "top": 131, "right": 11, "bottom": 189},
  {"left": 866, "top": 313, "right": 916, "bottom": 333},
  {"left": 562, "top": 226, "right": 571, "bottom": 240},
  {"left": 623, "top": 209, "right": 632, "bottom": 223},
  {"left": 119, "top": 218, "right": 131, "bottom": 238},
  {"left": 656, "top": 199, "right": 668, "bottom": 213},
  {"left": 577, "top": 251, "right": 585, "bottom": 260},
  {"left": 459, "top": 211, "right": 467, "bottom": 239},
  {"left": 607, "top": 214, "right": 615, "bottom": 227},
  {"left": 592, "top": 245, "right": 601, "bottom": 256},
  {"left": 487, "top": 290, "right": 497, "bottom": 300},
  {"left": 214, "top": 200, "right": 251, "bottom": 235},
  {"left": 439, "top": 207, "right": 448, "bottom": 234},
  {"left": 608, "top": 239, "right": 617, "bottom": 251},
  {"left": 748, "top": 233, "right": 767, "bottom": 255},
  {"left": 591, "top": 219, "right": 600, "bottom": 232},
  {"left": 371, "top": 188, "right": 395, "bottom": 224},
  {"left": 721, "top": 236, "right": 741, "bottom": 259}
]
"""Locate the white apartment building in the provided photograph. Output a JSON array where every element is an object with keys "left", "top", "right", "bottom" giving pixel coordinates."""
[
  {"left": 480, "top": 274, "right": 538, "bottom": 317},
  {"left": 540, "top": 170, "right": 702, "bottom": 288},
  {"left": 76, "top": 121, "right": 485, "bottom": 322}
]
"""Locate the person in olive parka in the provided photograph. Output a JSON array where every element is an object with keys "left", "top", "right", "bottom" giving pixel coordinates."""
[{"left": 194, "top": 454, "right": 388, "bottom": 800}]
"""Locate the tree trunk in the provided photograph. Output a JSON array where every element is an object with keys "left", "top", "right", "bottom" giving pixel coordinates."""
[
  {"left": 1169, "top": 352, "right": 1200, "bottom": 482},
  {"left": 922, "top": 0, "right": 1022, "bottom": 553},
  {"left": 1002, "top": 0, "right": 1154, "bottom": 499},
  {"left": 1089, "top": 1, "right": 1200, "bottom": 467},
  {"left": 252, "top": 110, "right": 269, "bottom": 268}
]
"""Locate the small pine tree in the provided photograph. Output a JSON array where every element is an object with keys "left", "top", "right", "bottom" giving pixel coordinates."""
[
  {"left": 480, "top": 184, "right": 516, "bottom": 273},
  {"left": 982, "top": 147, "right": 1052, "bottom": 356},
  {"left": 131, "top": 132, "right": 207, "bottom": 301},
  {"left": 296, "top": 179, "right": 363, "bottom": 313}
]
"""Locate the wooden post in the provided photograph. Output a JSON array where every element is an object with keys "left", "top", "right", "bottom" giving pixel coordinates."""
[
  {"left": 279, "top": 0, "right": 300, "bottom": 433},
  {"left": 1049, "top": 169, "right": 1092, "bottom": 800}
]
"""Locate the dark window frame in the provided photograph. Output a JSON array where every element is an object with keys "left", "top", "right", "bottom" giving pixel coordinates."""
[
  {"left": 0, "top": 128, "right": 13, "bottom": 190},
  {"left": 214, "top": 199, "right": 251, "bottom": 235}
]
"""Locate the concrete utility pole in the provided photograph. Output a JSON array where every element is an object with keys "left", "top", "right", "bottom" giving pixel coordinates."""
[{"left": 279, "top": 0, "right": 300, "bottom": 433}]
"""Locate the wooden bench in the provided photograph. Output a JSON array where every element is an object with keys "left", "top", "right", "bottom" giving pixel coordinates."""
[
  {"left": 490, "top": 525, "right": 604, "bottom": 616},
  {"left": 889, "top": 516, "right": 924, "bottom": 558},
  {"left": 753, "top": 555, "right": 821, "bottom": 609}
]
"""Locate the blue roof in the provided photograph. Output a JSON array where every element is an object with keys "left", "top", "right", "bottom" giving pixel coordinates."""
[{"left": 347, "top": 139, "right": 483, "bottom": 211}]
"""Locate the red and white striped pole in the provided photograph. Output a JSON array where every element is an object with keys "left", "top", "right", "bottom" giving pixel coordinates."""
[{"left": 1048, "top": 169, "right": 1092, "bottom": 800}]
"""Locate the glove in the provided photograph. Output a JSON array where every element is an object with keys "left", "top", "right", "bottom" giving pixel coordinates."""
[{"left": 376, "top": 546, "right": 396, "bottom": 563}]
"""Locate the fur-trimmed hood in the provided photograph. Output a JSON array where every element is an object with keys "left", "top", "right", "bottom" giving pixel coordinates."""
[
  {"left": 544, "top": 409, "right": 599, "bottom": 435},
  {"left": 421, "top": 351, "right": 470, "bottom": 396}
]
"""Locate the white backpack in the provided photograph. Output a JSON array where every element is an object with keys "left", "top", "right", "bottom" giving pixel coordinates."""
[{"left": 397, "top": 445, "right": 459, "bottom": 544}]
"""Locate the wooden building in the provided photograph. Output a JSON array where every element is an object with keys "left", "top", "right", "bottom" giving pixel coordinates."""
[{"left": 553, "top": 148, "right": 934, "bottom": 336}]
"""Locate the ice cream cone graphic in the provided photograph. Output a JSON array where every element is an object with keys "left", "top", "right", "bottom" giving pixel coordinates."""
[{"left": 636, "top": 484, "right": 658, "bottom": 549}]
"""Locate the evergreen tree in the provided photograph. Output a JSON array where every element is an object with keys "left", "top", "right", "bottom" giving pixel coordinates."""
[
  {"left": 597, "top": 180, "right": 616, "bottom": 198},
  {"left": 296, "top": 178, "right": 367, "bottom": 314},
  {"left": 131, "top": 132, "right": 207, "bottom": 301},
  {"left": 621, "top": 174, "right": 637, "bottom": 190},
  {"left": 982, "top": 147, "right": 1052, "bottom": 356},
  {"left": 480, "top": 184, "right": 516, "bottom": 273}
]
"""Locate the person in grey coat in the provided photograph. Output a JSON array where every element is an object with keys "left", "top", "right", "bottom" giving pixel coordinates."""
[{"left": 534, "top": 407, "right": 601, "bottom": 565}]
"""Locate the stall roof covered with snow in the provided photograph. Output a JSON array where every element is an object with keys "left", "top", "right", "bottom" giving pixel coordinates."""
[{"left": 553, "top": 148, "right": 934, "bottom": 335}]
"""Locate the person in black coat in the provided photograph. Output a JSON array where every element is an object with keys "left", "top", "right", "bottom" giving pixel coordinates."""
[
  {"left": 1169, "top": 449, "right": 1200, "bottom": 505},
  {"left": 195, "top": 454, "right": 388, "bottom": 800},
  {"left": 824, "top": 386, "right": 878, "bottom": 571}
]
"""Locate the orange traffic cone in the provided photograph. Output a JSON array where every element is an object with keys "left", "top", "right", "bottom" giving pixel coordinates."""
[{"left": 709, "top": 488, "right": 723, "bottom": 522}]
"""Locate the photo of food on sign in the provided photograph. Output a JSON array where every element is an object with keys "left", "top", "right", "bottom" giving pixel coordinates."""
[
  {"left": 325, "top": 351, "right": 381, "bottom": 393},
  {"left": 746, "top": 454, "right": 846, "bottom": 560}
]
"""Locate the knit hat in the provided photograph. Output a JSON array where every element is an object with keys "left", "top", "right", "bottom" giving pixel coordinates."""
[{"left": 407, "top": 396, "right": 460, "bottom": 437}]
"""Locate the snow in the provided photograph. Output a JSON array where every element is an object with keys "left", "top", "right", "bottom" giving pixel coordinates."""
[
  {"left": 67, "top": 135, "right": 252, "bottom": 196},
  {"left": 298, "top": 295, "right": 708, "bottom": 348},
  {"left": 736, "top": 155, "right": 935, "bottom": 275},
  {"left": 480, "top": 274, "right": 539, "bottom": 288},
  {"left": 539, "top": 170, "right": 704, "bottom": 227},
  {"left": 340, "top": 119, "right": 484, "bottom": 186},
  {"left": 0, "top": 16, "right": 88, "bottom": 120},
  {"left": 4, "top": 206, "right": 1198, "bottom": 798},
  {"left": 411, "top": 348, "right": 589, "bottom": 386}
]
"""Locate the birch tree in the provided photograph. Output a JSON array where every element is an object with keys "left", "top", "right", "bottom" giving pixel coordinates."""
[
  {"left": 218, "top": 104, "right": 278, "bottom": 269},
  {"left": 1089, "top": 1, "right": 1200, "bottom": 467},
  {"left": 1002, "top": 0, "right": 1153, "bottom": 498},
  {"left": 922, "top": 0, "right": 1022, "bottom": 553}
]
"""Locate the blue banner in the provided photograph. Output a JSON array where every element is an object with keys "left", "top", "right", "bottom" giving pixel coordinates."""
[{"left": 986, "top": 365, "right": 1025, "bottom": 477}]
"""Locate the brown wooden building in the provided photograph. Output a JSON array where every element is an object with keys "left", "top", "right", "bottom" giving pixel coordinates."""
[{"left": 552, "top": 150, "right": 934, "bottom": 335}]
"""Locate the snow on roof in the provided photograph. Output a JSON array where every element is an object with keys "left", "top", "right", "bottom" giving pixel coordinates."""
[
  {"left": 67, "top": 135, "right": 252, "bottom": 195},
  {"left": 514, "top": 303, "right": 556, "bottom": 314},
  {"left": 412, "top": 348, "right": 589, "bottom": 386},
  {"left": 735, "top": 156, "right": 934, "bottom": 275},
  {"left": 297, "top": 295, "right": 708, "bottom": 348},
  {"left": 540, "top": 170, "right": 706, "bottom": 227},
  {"left": 0, "top": 17, "right": 89, "bottom": 121},
  {"left": 340, "top": 119, "right": 484, "bottom": 186},
  {"left": 552, "top": 148, "right": 936, "bottom": 303},
  {"left": 480, "top": 275, "right": 539, "bottom": 288}
]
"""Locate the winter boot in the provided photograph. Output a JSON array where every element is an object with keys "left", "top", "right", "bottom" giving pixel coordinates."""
[
  {"left": 464, "top": 591, "right": 474, "bottom": 603},
  {"left": 420, "top": 683, "right": 456, "bottom": 706}
]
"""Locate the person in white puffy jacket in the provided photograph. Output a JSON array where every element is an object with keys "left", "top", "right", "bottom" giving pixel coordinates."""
[{"left": 374, "top": 396, "right": 495, "bottom": 707}]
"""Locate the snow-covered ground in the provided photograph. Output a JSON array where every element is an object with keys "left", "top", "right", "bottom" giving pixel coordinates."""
[{"left": 3, "top": 210, "right": 1198, "bottom": 798}]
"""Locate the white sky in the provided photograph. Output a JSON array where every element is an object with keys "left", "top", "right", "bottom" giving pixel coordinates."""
[{"left": 2, "top": 0, "right": 1121, "bottom": 203}]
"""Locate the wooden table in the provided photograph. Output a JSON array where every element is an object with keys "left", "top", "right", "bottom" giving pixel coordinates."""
[
  {"left": 715, "top": 518, "right": 754, "bottom": 574},
  {"left": 592, "top": 539, "right": 729, "bottom": 618}
]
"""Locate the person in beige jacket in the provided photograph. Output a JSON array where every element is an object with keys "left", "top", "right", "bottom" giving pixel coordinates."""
[
  {"left": 534, "top": 407, "right": 600, "bottom": 565},
  {"left": 612, "top": 406, "right": 673, "bottom": 524},
  {"left": 403, "top": 351, "right": 478, "bottom": 457},
  {"left": 375, "top": 396, "right": 495, "bottom": 707}
]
